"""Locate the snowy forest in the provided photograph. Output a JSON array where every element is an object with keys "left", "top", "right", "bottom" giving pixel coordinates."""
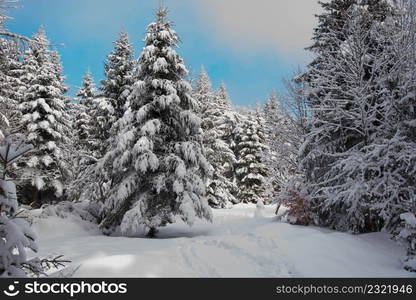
[{"left": 0, "top": 0, "right": 415, "bottom": 277}]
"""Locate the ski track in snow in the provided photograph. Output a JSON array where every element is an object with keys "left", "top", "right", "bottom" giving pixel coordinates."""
[{"left": 31, "top": 204, "right": 415, "bottom": 278}]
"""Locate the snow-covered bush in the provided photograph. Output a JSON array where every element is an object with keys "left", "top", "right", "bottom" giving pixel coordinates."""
[
  {"left": 1, "top": 136, "right": 70, "bottom": 277},
  {"left": 394, "top": 213, "right": 416, "bottom": 272},
  {"left": 39, "top": 201, "right": 101, "bottom": 225},
  {"left": 277, "top": 176, "right": 311, "bottom": 226}
]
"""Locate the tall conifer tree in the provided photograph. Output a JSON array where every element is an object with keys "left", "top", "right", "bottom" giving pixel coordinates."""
[
  {"left": 198, "top": 72, "right": 238, "bottom": 208},
  {"left": 19, "top": 27, "right": 72, "bottom": 205},
  {"left": 100, "top": 6, "right": 212, "bottom": 236}
]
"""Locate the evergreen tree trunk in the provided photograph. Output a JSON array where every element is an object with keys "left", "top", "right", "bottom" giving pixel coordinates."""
[{"left": 147, "top": 227, "right": 158, "bottom": 238}]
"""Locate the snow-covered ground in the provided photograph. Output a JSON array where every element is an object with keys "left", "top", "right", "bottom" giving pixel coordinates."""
[{"left": 31, "top": 204, "right": 414, "bottom": 278}]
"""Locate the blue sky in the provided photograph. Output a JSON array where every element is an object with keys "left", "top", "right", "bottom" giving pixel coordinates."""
[{"left": 6, "top": 0, "right": 321, "bottom": 107}]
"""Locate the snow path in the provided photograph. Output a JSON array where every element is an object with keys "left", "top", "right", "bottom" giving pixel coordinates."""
[{"left": 32, "top": 204, "right": 414, "bottom": 277}]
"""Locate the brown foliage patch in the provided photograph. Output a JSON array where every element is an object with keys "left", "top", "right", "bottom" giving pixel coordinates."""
[{"left": 281, "top": 190, "right": 311, "bottom": 226}]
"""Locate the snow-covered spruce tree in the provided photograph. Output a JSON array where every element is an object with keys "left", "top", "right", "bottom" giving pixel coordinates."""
[
  {"left": 214, "top": 83, "right": 242, "bottom": 151},
  {"left": 83, "top": 32, "right": 135, "bottom": 204},
  {"left": 89, "top": 31, "right": 134, "bottom": 163},
  {"left": 192, "top": 65, "right": 211, "bottom": 114},
  {"left": 214, "top": 84, "right": 245, "bottom": 204},
  {"left": 263, "top": 91, "right": 293, "bottom": 193},
  {"left": 0, "top": 136, "right": 41, "bottom": 277},
  {"left": 0, "top": 4, "right": 70, "bottom": 275},
  {"left": 49, "top": 50, "right": 68, "bottom": 94},
  {"left": 198, "top": 71, "right": 237, "bottom": 208},
  {"left": 254, "top": 104, "right": 273, "bottom": 203},
  {"left": 299, "top": 0, "right": 395, "bottom": 232},
  {"left": 64, "top": 71, "right": 99, "bottom": 203},
  {"left": 74, "top": 70, "right": 96, "bottom": 154},
  {"left": 372, "top": 0, "right": 416, "bottom": 271},
  {"left": 18, "top": 27, "right": 72, "bottom": 207},
  {"left": 88, "top": 97, "right": 115, "bottom": 161},
  {"left": 99, "top": 7, "right": 212, "bottom": 236},
  {"left": 0, "top": 1, "right": 26, "bottom": 141},
  {"left": 100, "top": 32, "right": 134, "bottom": 143},
  {"left": 100, "top": 30, "right": 134, "bottom": 125},
  {"left": 78, "top": 95, "right": 115, "bottom": 205},
  {"left": 77, "top": 70, "right": 96, "bottom": 101},
  {"left": 0, "top": 40, "right": 20, "bottom": 142},
  {"left": 0, "top": 1, "right": 39, "bottom": 187},
  {"left": 234, "top": 109, "right": 269, "bottom": 204}
]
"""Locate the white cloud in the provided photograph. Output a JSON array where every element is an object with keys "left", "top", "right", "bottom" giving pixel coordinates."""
[{"left": 184, "top": 0, "right": 322, "bottom": 57}]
